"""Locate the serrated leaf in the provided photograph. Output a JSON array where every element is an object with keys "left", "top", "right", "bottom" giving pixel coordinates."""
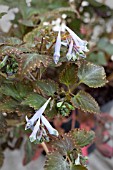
[
  {"left": 18, "top": 53, "right": 51, "bottom": 77},
  {"left": 70, "top": 129, "right": 95, "bottom": 147},
  {"left": 0, "top": 99, "right": 18, "bottom": 113},
  {"left": 0, "top": 83, "right": 32, "bottom": 101},
  {"left": 36, "top": 79, "right": 58, "bottom": 97},
  {"left": 0, "top": 148, "right": 4, "bottom": 168},
  {"left": 88, "top": 52, "right": 107, "bottom": 66},
  {"left": 77, "top": 61, "right": 107, "bottom": 88},
  {"left": 51, "top": 135, "right": 76, "bottom": 155},
  {"left": 71, "top": 90, "right": 100, "bottom": 114},
  {"left": 44, "top": 152, "right": 70, "bottom": 170},
  {"left": 59, "top": 64, "right": 78, "bottom": 86},
  {"left": 22, "top": 93, "right": 46, "bottom": 109},
  {"left": 46, "top": 106, "right": 58, "bottom": 118},
  {"left": 0, "top": 37, "right": 22, "bottom": 46},
  {"left": 0, "top": 113, "right": 7, "bottom": 135},
  {"left": 71, "top": 165, "right": 88, "bottom": 170}
]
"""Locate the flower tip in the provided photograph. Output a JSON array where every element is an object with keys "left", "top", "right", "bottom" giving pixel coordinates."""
[
  {"left": 29, "top": 136, "right": 36, "bottom": 142},
  {"left": 51, "top": 129, "right": 59, "bottom": 137},
  {"left": 25, "top": 115, "right": 29, "bottom": 122},
  {"left": 53, "top": 55, "right": 60, "bottom": 64}
]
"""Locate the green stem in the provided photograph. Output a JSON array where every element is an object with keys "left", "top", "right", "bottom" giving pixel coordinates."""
[{"left": 70, "top": 81, "right": 82, "bottom": 93}]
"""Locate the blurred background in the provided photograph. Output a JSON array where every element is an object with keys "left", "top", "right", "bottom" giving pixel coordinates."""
[{"left": 0, "top": 0, "right": 113, "bottom": 170}]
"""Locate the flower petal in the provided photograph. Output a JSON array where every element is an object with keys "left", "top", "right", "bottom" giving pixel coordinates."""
[
  {"left": 53, "top": 31, "right": 61, "bottom": 64},
  {"left": 41, "top": 115, "right": 59, "bottom": 136},
  {"left": 29, "top": 118, "right": 40, "bottom": 142}
]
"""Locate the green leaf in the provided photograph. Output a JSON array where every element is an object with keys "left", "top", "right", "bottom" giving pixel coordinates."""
[
  {"left": 0, "top": 148, "right": 4, "bottom": 168},
  {"left": 88, "top": 52, "right": 107, "bottom": 66},
  {"left": 71, "top": 165, "right": 88, "bottom": 170},
  {"left": 36, "top": 79, "right": 58, "bottom": 97},
  {"left": 70, "top": 129, "right": 95, "bottom": 147},
  {"left": 22, "top": 93, "right": 46, "bottom": 109},
  {"left": 51, "top": 134, "right": 76, "bottom": 155},
  {"left": 98, "top": 38, "right": 113, "bottom": 55},
  {"left": 78, "top": 61, "right": 107, "bottom": 88},
  {"left": 59, "top": 64, "right": 78, "bottom": 87},
  {"left": 71, "top": 90, "right": 100, "bottom": 114},
  {"left": 0, "top": 113, "right": 7, "bottom": 135},
  {"left": 44, "top": 152, "right": 70, "bottom": 170},
  {"left": 18, "top": 53, "right": 51, "bottom": 77},
  {"left": 0, "top": 99, "right": 18, "bottom": 113},
  {"left": 0, "top": 83, "right": 32, "bottom": 101},
  {"left": 0, "top": 37, "right": 22, "bottom": 46}
]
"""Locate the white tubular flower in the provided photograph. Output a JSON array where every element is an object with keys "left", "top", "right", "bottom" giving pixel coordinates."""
[
  {"left": 25, "top": 97, "right": 51, "bottom": 130},
  {"left": 41, "top": 115, "right": 59, "bottom": 137},
  {"left": 64, "top": 25, "right": 89, "bottom": 53},
  {"left": 29, "top": 118, "right": 40, "bottom": 142},
  {"left": 53, "top": 31, "right": 61, "bottom": 64},
  {"left": 66, "top": 39, "right": 73, "bottom": 60}
]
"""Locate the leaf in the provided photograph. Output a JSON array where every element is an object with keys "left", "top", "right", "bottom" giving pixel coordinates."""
[
  {"left": 0, "top": 148, "right": 4, "bottom": 168},
  {"left": 0, "top": 113, "right": 7, "bottom": 135},
  {"left": 0, "top": 83, "right": 32, "bottom": 101},
  {"left": 77, "top": 61, "right": 107, "bottom": 88},
  {"left": 0, "top": 37, "right": 22, "bottom": 46},
  {"left": 23, "top": 139, "right": 42, "bottom": 165},
  {"left": 71, "top": 90, "right": 100, "bottom": 114},
  {"left": 36, "top": 79, "right": 59, "bottom": 97},
  {"left": 88, "top": 52, "right": 107, "bottom": 66},
  {"left": 59, "top": 64, "right": 78, "bottom": 87},
  {"left": 51, "top": 134, "right": 76, "bottom": 155},
  {"left": 70, "top": 129, "right": 95, "bottom": 147},
  {"left": 71, "top": 165, "right": 88, "bottom": 170},
  {"left": 98, "top": 38, "right": 113, "bottom": 55},
  {"left": 21, "top": 93, "right": 46, "bottom": 109},
  {"left": 44, "top": 152, "right": 70, "bottom": 170},
  {"left": 18, "top": 53, "right": 51, "bottom": 77},
  {"left": 0, "top": 99, "right": 18, "bottom": 113}
]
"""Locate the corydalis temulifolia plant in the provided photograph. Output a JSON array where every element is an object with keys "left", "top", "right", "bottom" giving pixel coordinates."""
[{"left": 0, "top": 23, "right": 107, "bottom": 170}]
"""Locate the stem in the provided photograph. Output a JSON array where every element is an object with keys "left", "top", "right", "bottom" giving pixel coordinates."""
[
  {"left": 70, "top": 81, "right": 81, "bottom": 93},
  {"left": 41, "top": 142, "right": 49, "bottom": 154},
  {"left": 29, "top": 72, "right": 36, "bottom": 81}
]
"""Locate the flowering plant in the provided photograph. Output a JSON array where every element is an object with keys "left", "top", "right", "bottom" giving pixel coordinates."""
[{"left": 0, "top": 0, "right": 113, "bottom": 169}]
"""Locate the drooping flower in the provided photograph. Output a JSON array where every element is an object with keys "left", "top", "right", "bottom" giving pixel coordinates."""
[
  {"left": 25, "top": 97, "right": 59, "bottom": 143},
  {"left": 25, "top": 97, "right": 51, "bottom": 130},
  {"left": 66, "top": 39, "right": 73, "bottom": 60},
  {"left": 53, "top": 30, "right": 61, "bottom": 64}
]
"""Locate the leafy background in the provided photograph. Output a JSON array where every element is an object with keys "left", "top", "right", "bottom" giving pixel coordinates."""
[{"left": 0, "top": 0, "right": 113, "bottom": 169}]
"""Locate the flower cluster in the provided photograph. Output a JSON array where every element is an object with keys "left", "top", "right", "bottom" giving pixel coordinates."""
[
  {"left": 25, "top": 98, "right": 59, "bottom": 143},
  {"left": 53, "top": 25, "right": 89, "bottom": 64}
]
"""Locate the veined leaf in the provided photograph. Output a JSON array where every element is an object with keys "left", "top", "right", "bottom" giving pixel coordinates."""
[
  {"left": 0, "top": 99, "right": 18, "bottom": 113},
  {"left": 77, "top": 61, "right": 107, "bottom": 88},
  {"left": 0, "top": 83, "right": 32, "bottom": 101},
  {"left": 21, "top": 93, "right": 46, "bottom": 110},
  {"left": 70, "top": 129, "right": 95, "bottom": 147},
  {"left": 36, "top": 79, "right": 59, "bottom": 97},
  {"left": 59, "top": 64, "right": 78, "bottom": 87},
  {"left": 18, "top": 53, "right": 51, "bottom": 77},
  {"left": 0, "top": 37, "right": 22, "bottom": 46},
  {"left": 44, "top": 152, "right": 70, "bottom": 170},
  {"left": 71, "top": 90, "right": 100, "bottom": 114},
  {"left": 51, "top": 134, "right": 76, "bottom": 155},
  {"left": 98, "top": 38, "right": 113, "bottom": 55}
]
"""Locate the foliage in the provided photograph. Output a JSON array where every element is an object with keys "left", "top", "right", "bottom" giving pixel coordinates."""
[{"left": 0, "top": 0, "right": 112, "bottom": 169}]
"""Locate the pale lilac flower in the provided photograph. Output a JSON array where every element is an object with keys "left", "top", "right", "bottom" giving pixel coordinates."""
[
  {"left": 25, "top": 97, "right": 51, "bottom": 130},
  {"left": 29, "top": 118, "right": 40, "bottom": 142},
  {"left": 53, "top": 31, "right": 61, "bottom": 64},
  {"left": 41, "top": 115, "right": 59, "bottom": 136},
  {"left": 66, "top": 39, "right": 73, "bottom": 60},
  {"left": 75, "top": 154, "right": 81, "bottom": 165}
]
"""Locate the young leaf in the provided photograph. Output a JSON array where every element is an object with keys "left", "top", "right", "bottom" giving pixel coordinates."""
[
  {"left": 21, "top": 93, "right": 46, "bottom": 109},
  {"left": 77, "top": 61, "right": 107, "bottom": 88},
  {"left": 71, "top": 90, "right": 100, "bottom": 114},
  {"left": 36, "top": 79, "right": 59, "bottom": 97},
  {"left": 59, "top": 64, "right": 78, "bottom": 87},
  {"left": 18, "top": 53, "right": 51, "bottom": 77},
  {"left": 70, "top": 129, "right": 95, "bottom": 147},
  {"left": 44, "top": 152, "right": 70, "bottom": 170}
]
